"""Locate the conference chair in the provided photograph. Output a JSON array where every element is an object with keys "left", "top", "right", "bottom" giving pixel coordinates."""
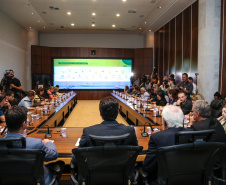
[
  {"left": 0, "top": 137, "right": 62, "bottom": 185},
  {"left": 175, "top": 129, "right": 216, "bottom": 144},
  {"left": 156, "top": 141, "right": 226, "bottom": 185},
  {"left": 71, "top": 134, "right": 143, "bottom": 185},
  {"left": 0, "top": 137, "right": 46, "bottom": 185}
]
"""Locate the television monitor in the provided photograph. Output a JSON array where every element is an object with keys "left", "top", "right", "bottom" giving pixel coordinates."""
[{"left": 52, "top": 58, "right": 133, "bottom": 90}]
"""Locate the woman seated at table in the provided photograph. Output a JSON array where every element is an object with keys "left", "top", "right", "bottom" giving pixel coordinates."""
[
  {"left": 46, "top": 86, "right": 57, "bottom": 101},
  {"left": 35, "top": 88, "right": 45, "bottom": 102},
  {"left": 156, "top": 91, "right": 167, "bottom": 106},
  {"left": 168, "top": 89, "right": 178, "bottom": 105},
  {"left": 124, "top": 85, "right": 130, "bottom": 94},
  {"left": 217, "top": 105, "right": 226, "bottom": 131}
]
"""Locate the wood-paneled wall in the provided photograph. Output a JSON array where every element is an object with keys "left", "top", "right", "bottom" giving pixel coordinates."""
[
  {"left": 219, "top": 0, "right": 226, "bottom": 97},
  {"left": 31, "top": 46, "right": 153, "bottom": 100},
  {"left": 154, "top": 1, "right": 198, "bottom": 83}
]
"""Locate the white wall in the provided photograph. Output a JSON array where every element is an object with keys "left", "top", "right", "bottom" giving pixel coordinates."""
[
  {"left": 0, "top": 10, "right": 27, "bottom": 91},
  {"left": 40, "top": 33, "right": 145, "bottom": 48}
]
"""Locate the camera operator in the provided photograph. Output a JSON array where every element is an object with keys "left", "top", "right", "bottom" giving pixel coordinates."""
[{"left": 2, "top": 70, "right": 22, "bottom": 100}]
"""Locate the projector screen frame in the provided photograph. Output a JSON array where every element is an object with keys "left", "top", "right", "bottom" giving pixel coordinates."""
[{"left": 51, "top": 57, "right": 134, "bottom": 91}]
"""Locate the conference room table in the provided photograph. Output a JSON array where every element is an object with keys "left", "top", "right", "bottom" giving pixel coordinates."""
[{"left": 111, "top": 93, "right": 163, "bottom": 127}]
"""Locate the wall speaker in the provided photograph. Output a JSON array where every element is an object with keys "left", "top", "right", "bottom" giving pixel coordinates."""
[{"left": 91, "top": 50, "right": 96, "bottom": 55}]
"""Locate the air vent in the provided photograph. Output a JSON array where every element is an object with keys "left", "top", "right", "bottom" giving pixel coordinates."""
[
  {"left": 128, "top": 9, "right": 137, "bottom": 13},
  {"left": 42, "top": 11, "right": 47, "bottom": 14},
  {"left": 119, "top": 28, "right": 126, "bottom": 30},
  {"left": 50, "top": 23, "right": 54, "bottom": 25},
  {"left": 150, "top": 0, "right": 156, "bottom": 3},
  {"left": 139, "top": 15, "right": 144, "bottom": 18},
  {"left": 49, "top": 6, "right": 59, "bottom": 10},
  {"left": 60, "top": 26, "right": 66, "bottom": 28}
]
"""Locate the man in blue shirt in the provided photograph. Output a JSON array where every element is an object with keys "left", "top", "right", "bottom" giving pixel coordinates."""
[{"left": 18, "top": 90, "right": 35, "bottom": 109}]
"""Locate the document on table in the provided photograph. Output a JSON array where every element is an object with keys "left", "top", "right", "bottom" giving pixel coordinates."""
[{"left": 75, "top": 138, "right": 81, "bottom": 146}]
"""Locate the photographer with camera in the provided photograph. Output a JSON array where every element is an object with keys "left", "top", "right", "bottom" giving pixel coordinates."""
[
  {"left": 1, "top": 70, "right": 22, "bottom": 100},
  {"left": 175, "top": 73, "right": 193, "bottom": 99}
]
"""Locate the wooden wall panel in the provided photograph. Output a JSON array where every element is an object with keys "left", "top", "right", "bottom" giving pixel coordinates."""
[
  {"left": 163, "top": 23, "right": 170, "bottom": 77},
  {"left": 191, "top": 1, "right": 198, "bottom": 84},
  {"left": 183, "top": 7, "right": 191, "bottom": 74},
  {"left": 158, "top": 30, "right": 164, "bottom": 79},
  {"left": 154, "top": 1, "right": 198, "bottom": 84},
  {"left": 175, "top": 13, "right": 183, "bottom": 82},
  {"left": 31, "top": 46, "right": 152, "bottom": 99},
  {"left": 169, "top": 19, "right": 176, "bottom": 75},
  {"left": 219, "top": 0, "right": 226, "bottom": 96}
]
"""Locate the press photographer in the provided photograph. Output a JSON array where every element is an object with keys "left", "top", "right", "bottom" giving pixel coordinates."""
[{"left": 1, "top": 70, "right": 22, "bottom": 100}]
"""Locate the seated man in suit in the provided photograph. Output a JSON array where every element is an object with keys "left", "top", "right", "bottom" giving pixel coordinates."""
[
  {"left": 71, "top": 96, "right": 138, "bottom": 165},
  {"left": 190, "top": 100, "right": 226, "bottom": 166},
  {"left": 4, "top": 106, "right": 61, "bottom": 185},
  {"left": 142, "top": 105, "right": 187, "bottom": 185}
]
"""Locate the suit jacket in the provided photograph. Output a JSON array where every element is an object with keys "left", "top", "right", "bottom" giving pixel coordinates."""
[
  {"left": 72, "top": 120, "right": 138, "bottom": 165},
  {"left": 79, "top": 120, "right": 138, "bottom": 147},
  {"left": 191, "top": 117, "right": 226, "bottom": 143},
  {"left": 4, "top": 133, "right": 58, "bottom": 185},
  {"left": 143, "top": 127, "right": 187, "bottom": 184}
]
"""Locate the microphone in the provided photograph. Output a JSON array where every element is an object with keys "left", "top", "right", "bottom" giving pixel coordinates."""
[
  {"left": 141, "top": 122, "right": 153, "bottom": 137},
  {"left": 45, "top": 125, "right": 52, "bottom": 138}
]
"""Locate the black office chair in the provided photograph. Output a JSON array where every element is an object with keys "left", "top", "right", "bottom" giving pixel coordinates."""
[
  {"left": 156, "top": 142, "right": 226, "bottom": 185},
  {"left": 0, "top": 137, "right": 46, "bottom": 185},
  {"left": 71, "top": 134, "right": 143, "bottom": 185},
  {"left": 175, "top": 129, "right": 216, "bottom": 144}
]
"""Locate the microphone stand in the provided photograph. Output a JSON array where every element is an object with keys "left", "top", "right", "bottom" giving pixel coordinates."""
[
  {"left": 141, "top": 122, "right": 154, "bottom": 137},
  {"left": 44, "top": 125, "right": 52, "bottom": 138}
]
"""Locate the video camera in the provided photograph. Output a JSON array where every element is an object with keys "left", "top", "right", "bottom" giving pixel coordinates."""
[{"left": 2, "top": 70, "right": 13, "bottom": 86}]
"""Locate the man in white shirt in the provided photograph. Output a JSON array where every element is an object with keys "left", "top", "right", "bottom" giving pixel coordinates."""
[{"left": 188, "top": 77, "right": 197, "bottom": 94}]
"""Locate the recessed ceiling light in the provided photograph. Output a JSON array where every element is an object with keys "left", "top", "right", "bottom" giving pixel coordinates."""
[
  {"left": 116, "top": 14, "right": 120, "bottom": 17},
  {"left": 92, "top": 12, "right": 96, "bottom": 16},
  {"left": 149, "top": 30, "right": 151, "bottom": 32},
  {"left": 139, "top": 28, "right": 142, "bottom": 29},
  {"left": 145, "top": 22, "right": 146, "bottom": 24},
  {"left": 67, "top": 12, "right": 71, "bottom": 15},
  {"left": 122, "top": 0, "right": 126, "bottom": 2},
  {"left": 158, "top": 6, "right": 162, "bottom": 9},
  {"left": 31, "top": 13, "right": 33, "bottom": 15},
  {"left": 71, "top": 23, "right": 75, "bottom": 26},
  {"left": 112, "top": 25, "right": 116, "bottom": 27},
  {"left": 38, "top": 20, "right": 40, "bottom": 23},
  {"left": 29, "top": 27, "right": 31, "bottom": 29},
  {"left": 44, "top": 27, "right": 46, "bottom": 29},
  {"left": 92, "top": 23, "right": 95, "bottom": 27}
]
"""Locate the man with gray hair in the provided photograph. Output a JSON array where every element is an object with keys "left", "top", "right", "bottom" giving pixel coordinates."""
[
  {"left": 142, "top": 105, "right": 187, "bottom": 184},
  {"left": 191, "top": 100, "right": 225, "bottom": 143}
]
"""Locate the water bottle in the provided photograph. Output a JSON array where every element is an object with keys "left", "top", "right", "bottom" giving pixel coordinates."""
[{"left": 153, "top": 107, "right": 157, "bottom": 116}]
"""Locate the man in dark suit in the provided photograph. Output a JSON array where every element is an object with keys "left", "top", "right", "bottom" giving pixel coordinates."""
[
  {"left": 72, "top": 96, "right": 138, "bottom": 164},
  {"left": 142, "top": 105, "right": 187, "bottom": 185},
  {"left": 190, "top": 100, "right": 226, "bottom": 167},
  {"left": 4, "top": 106, "right": 63, "bottom": 185}
]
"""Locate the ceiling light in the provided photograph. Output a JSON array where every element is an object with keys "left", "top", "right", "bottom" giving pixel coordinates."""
[
  {"left": 116, "top": 14, "right": 120, "bottom": 17},
  {"left": 29, "top": 27, "right": 31, "bottom": 29},
  {"left": 38, "top": 20, "right": 40, "bottom": 23},
  {"left": 71, "top": 23, "right": 75, "bottom": 26},
  {"left": 92, "top": 23, "right": 95, "bottom": 27},
  {"left": 145, "top": 22, "right": 146, "bottom": 24},
  {"left": 122, "top": 0, "right": 126, "bottom": 2},
  {"left": 92, "top": 12, "right": 96, "bottom": 16},
  {"left": 112, "top": 25, "right": 116, "bottom": 27},
  {"left": 31, "top": 13, "right": 33, "bottom": 15},
  {"left": 158, "top": 6, "right": 162, "bottom": 9},
  {"left": 149, "top": 30, "right": 151, "bottom": 32},
  {"left": 67, "top": 12, "right": 71, "bottom": 15},
  {"left": 139, "top": 28, "right": 142, "bottom": 29},
  {"left": 44, "top": 27, "right": 46, "bottom": 29}
]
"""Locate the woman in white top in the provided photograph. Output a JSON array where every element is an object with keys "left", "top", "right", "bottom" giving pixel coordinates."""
[{"left": 217, "top": 105, "right": 226, "bottom": 131}]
